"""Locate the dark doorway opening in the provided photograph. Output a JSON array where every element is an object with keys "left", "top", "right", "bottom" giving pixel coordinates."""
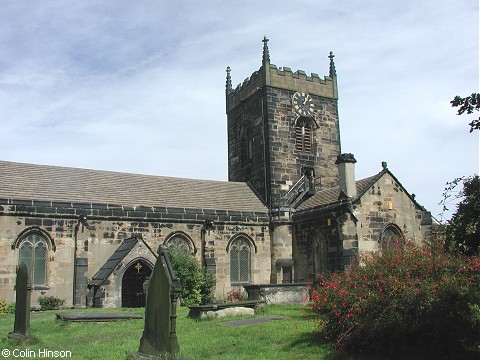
[{"left": 121, "top": 260, "right": 152, "bottom": 308}]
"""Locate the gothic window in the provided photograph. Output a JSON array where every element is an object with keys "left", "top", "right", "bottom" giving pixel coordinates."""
[
  {"left": 18, "top": 233, "right": 48, "bottom": 286},
  {"left": 165, "top": 234, "right": 192, "bottom": 254},
  {"left": 295, "top": 118, "right": 312, "bottom": 153},
  {"left": 229, "top": 237, "right": 251, "bottom": 285},
  {"left": 380, "top": 224, "right": 404, "bottom": 251}
]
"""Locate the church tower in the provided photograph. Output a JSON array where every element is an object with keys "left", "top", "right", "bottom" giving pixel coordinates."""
[{"left": 226, "top": 37, "right": 341, "bottom": 212}]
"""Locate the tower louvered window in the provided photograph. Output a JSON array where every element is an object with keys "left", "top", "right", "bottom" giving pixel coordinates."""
[
  {"left": 18, "top": 234, "right": 48, "bottom": 286},
  {"left": 295, "top": 118, "right": 312, "bottom": 153},
  {"left": 229, "top": 238, "right": 251, "bottom": 285}
]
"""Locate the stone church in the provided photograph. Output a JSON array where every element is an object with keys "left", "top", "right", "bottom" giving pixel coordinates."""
[{"left": 0, "top": 38, "right": 432, "bottom": 308}]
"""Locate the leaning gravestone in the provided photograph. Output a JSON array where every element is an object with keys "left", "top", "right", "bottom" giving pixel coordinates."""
[
  {"left": 136, "top": 246, "right": 182, "bottom": 359},
  {"left": 8, "top": 263, "right": 32, "bottom": 341}
]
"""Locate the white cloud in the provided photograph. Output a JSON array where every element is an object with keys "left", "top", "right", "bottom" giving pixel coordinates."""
[{"left": 0, "top": 0, "right": 477, "bottom": 220}]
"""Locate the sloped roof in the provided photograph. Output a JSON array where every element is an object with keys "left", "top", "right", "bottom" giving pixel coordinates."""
[
  {"left": 90, "top": 236, "right": 156, "bottom": 286},
  {"left": 0, "top": 160, "right": 268, "bottom": 213},
  {"left": 296, "top": 174, "right": 381, "bottom": 211},
  {"left": 296, "top": 169, "right": 424, "bottom": 212}
]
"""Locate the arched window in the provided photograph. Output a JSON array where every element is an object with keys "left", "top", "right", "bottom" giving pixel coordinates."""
[
  {"left": 295, "top": 118, "right": 312, "bottom": 153},
  {"left": 229, "top": 237, "right": 251, "bottom": 285},
  {"left": 380, "top": 224, "right": 404, "bottom": 251},
  {"left": 18, "top": 233, "right": 48, "bottom": 286},
  {"left": 164, "top": 233, "right": 194, "bottom": 254}
]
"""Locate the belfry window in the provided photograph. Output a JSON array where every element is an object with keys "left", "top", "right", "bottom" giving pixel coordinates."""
[
  {"left": 295, "top": 118, "right": 312, "bottom": 153},
  {"left": 229, "top": 238, "right": 251, "bottom": 285},
  {"left": 18, "top": 233, "right": 48, "bottom": 286}
]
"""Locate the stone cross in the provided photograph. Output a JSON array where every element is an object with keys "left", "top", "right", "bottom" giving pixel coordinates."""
[
  {"left": 137, "top": 246, "right": 182, "bottom": 358},
  {"left": 9, "top": 263, "right": 32, "bottom": 341}
]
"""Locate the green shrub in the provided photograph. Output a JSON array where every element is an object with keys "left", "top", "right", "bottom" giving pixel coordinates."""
[
  {"left": 38, "top": 296, "right": 66, "bottom": 310},
  {"left": 168, "top": 249, "right": 215, "bottom": 307},
  {"left": 6, "top": 303, "right": 16, "bottom": 314},
  {"left": 309, "top": 239, "right": 480, "bottom": 358}
]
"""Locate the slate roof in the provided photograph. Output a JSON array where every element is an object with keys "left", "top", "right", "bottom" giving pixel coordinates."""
[
  {"left": 90, "top": 236, "right": 155, "bottom": 286},
  {"left": 0, "top": 160, "right": 268, "bottom": 213},
  {"left": 296, "top": 173, "right": 381, "bottom": 211},
  {"left": 296, "top": 168, "right": 427, "bottom": 213}
]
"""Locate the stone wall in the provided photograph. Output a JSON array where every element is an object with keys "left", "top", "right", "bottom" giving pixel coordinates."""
[
  {"left": 353, "top": 173, "right": 429, "bottom": 254},
  {"left": 227, "top": 61, "right": 341, "bottom": 205},
  {"left": 244, "top": 283, "right": 309, "bottom": 304},
  {"left": 291, "top": 172, "right": 432, "bottom": 281},
  {"left": 293, "top": 207, "right": 345, "bottom": 282},
  {"left": 265, "top": 86, "right": 340, "bottom": 201},
  {"left": 0, "top": 198, "right": 271, "bottom": 306}
]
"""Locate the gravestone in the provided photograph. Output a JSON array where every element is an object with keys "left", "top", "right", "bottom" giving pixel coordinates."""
[
  {"left": 8, "top": 263, "right": 32, "bottom": 341},
  {"left": 136, "top": 246, "right": 182, "bottom": 359}
]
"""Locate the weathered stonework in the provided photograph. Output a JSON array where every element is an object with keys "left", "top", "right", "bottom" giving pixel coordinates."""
[
  {"left": 227, "top": 63, "right": 341, "bottom": 203},
  {"left": 0, "top": 38, "right": 433, "bottom": 308},
  {"left": 0, "top": 199, "right": 271, "bottom": 305},
  {"left": 352, "top": 172, "right": 430, "bottom": 254}
]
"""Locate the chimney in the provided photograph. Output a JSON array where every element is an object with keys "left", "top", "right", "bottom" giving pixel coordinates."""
[{"left": 336, "top": 153, "right": 357, "bottom": 198}]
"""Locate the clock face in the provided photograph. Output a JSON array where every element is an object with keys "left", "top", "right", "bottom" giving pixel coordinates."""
[{"left": 292, "top": 92, "right": 315, "bottom": 117}]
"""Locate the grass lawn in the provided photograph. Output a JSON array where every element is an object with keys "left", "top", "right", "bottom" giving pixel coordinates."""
[{"left": 0, "top": 305, "right": 347, "bottom": 360}]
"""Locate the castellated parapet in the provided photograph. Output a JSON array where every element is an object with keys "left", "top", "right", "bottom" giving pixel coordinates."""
[
  {"left": 268, "top": 65, "right": 336, "bottom": 99},
  {"left": 226, "top": 64, "right": 337, "bottom": 111}
]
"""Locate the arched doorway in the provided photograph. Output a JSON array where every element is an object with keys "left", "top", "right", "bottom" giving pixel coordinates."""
[
  {"left": 310, "top": 233, "right": 328, "bottom": 280},
  {"left": 121, "top": 260, "right": 152, "bottom": 308}
]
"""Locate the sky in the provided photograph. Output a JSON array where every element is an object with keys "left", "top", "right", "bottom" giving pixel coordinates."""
[{"left": 0, "top": 0, "right": 478, "bottom": 221}]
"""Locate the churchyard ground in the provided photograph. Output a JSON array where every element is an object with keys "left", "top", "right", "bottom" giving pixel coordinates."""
[{"left": 0, "top": 305, "right": 348, "bottom": 360}]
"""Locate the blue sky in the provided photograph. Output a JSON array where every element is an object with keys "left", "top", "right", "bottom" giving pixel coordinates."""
[{"left": 0, "top": 0, "right": 478, "bottom": 220}]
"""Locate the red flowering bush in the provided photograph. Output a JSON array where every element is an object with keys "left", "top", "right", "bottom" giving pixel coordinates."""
[{"left": 309, "top": 239, "right": 480, "bottom": 357}]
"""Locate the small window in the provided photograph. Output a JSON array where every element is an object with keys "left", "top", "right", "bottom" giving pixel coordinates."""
[
  {"left": 18, "top": 234, "right": 48, "bottom": 286},
  {"left": 295, "top": 118, "right": 312, "bottom": 153},
  {"left": 229, "top": 238, "right": 251, "bottom": 285},
  {"left": 240, "top": 126, "right": 253, "bottom": 164}
]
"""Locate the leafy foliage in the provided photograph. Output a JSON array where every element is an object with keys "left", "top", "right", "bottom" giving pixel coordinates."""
[
  {"left": 0, "top": 298, "right": 14, "bottom": 314},
  {"left": 168, "top": 249, "right": 215, "bottom": 307},
  {"left": 6, "top": 303, "right": 16, "bottom": 314},
  {"left": 38, "top": 296, "right": 66, "bottom": 310},
  {"left": 309, "top": 239, "right": 480, "bottom": 358},
  {"left": 451, "top": 93, "right": 480, "bottom": 132},
  {"left": 441, "top": 175, "right": 480, "bottom": 255},
  {"left": 0, "top": 298, "right": 6, "bottom": 314}
]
